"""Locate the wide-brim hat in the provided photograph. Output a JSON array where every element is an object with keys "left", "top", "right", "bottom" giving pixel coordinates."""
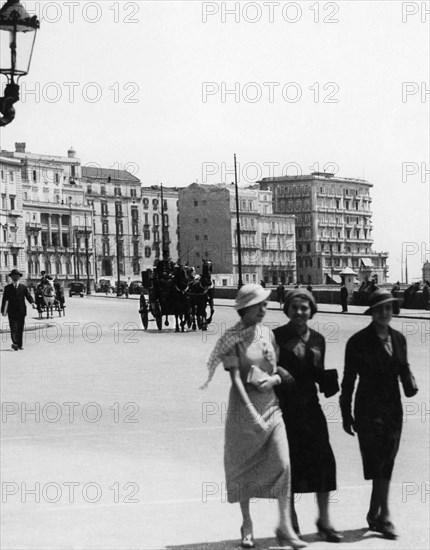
[
  {"left": 235, "top": 283, "right": 271, "bottom": 311},
  {"left": 9, "top": 269, "right": 22, "bottom": 278},
  {"left": 364, "top": 289, "right": 399, "bottom": 315},
  {"left": 283, "top": 288, "right": 318, "bottom": 318}
]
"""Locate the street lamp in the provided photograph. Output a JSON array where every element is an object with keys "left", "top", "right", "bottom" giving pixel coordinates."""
[
  {"left": 0, "top": 0, "right": 40, "bottom": 126},
  {"left": 84, "top": 211, "right": 91, "bottom": 294}
]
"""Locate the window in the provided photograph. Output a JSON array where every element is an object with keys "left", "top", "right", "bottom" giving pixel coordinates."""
[
  {"left": 133, "top": 242, "right": 139, "bottom": 256},
  {"left": 152, "top": 198, "right": 158, "bottom": 209},
  {"left": 194, "top": 218, "right": 199, "bottom": 224},
  {"left": 101, "top": 203, "right": 108, "bottom": 216},
  {"left": 131, "top": 208, "right": 138, "bottom": 220},
  {"left": 10, "top": 196, "right": 15, "bottom": 210},
  {"left": 101, "top": 185, "right": 106, "bottom": 196},
  {"left": 133, "top": 260, "right": 140, "bottom": 275},
  {"left": 195, "top": 235, "right": 200, "bottom": 241},
  {"left": 163, "top": 200, "right": 168, "bottom": 210},
  {"left": 194, "top": 200, "right": 198, "bottom": 206},
  {"left": 87, "top": 184, "right": 92, "bottom": 194},
  {"left": 144, "top": 230, "right": 150, "bottom": 240},
  {"left": 130, "top": 188, "right": 137, "bottom": 198},
  {"left": 153, "top": 214, "right": 159, "bottom": 225},
  {"left": 132, "top": 223, "right": 139, "bottom": 236},
  {"left": 143, "top": 198, "right": 149, "bottom": 209},
  {"left": 102, "top": 242, "right": 110, "bottom": 255},
  {"left": 32, "top": 170, "right": 37, "bottom": 182},
  {"left": 117, "top": 222, "right": 123, "bottom": 235},
  {"left": 114, "top": 187, "right": 121, "bottom": 196},
  {"left": 115, "top": 203, "right": 122, "bottom": 216},
  {"left": 102, "top": 222, "right": 109, "bottom": 235}
]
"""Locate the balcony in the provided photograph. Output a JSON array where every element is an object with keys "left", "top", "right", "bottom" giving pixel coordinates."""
[{"left": 26, "top": 222, "right": 42, "bottom": 231}]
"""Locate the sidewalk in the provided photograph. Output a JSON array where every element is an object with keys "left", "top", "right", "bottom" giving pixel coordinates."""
[{"left": 89, "top": 293, "right": 430, "bottom": 320}]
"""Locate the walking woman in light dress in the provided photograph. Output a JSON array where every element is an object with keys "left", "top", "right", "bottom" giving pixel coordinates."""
[{"left": 201, "top": 284, "right": 306, "bottom": 549}]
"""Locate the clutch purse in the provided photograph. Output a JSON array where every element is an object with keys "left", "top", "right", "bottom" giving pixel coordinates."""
[
  {"left": 247, "top": 364, "right": 271, "bottom": 386},
  {"left": 401, "top": 372, "right": 418, "bottom": 398},
  {"left": 319, "top": 369, "right": 340, "bottom": 398}
]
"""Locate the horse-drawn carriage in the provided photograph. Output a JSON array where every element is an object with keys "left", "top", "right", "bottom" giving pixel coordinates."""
[
  {"left": 35, "top": 279, "right": 66, "bottom": 319},
  {"left": 139, "top": 259, "right": 214, "bottom": 332}
]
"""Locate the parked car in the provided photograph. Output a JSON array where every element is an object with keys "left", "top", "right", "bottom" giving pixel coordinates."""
[
  {"left": 114, "top": 281, "right": 129, "bottom": 296},
  {"left": 69, "top": 281, "right": 85, "bottom": 297},
  {"left": 129, "top": 281, "right": 144, "bottom": 295}
]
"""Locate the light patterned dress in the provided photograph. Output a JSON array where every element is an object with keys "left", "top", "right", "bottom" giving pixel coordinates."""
[{"left": 219, "top": 323, "right": 291, "bottom": 503}]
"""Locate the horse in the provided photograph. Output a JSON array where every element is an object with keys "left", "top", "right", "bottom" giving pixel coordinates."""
[
  {"left": 150, "top": 264, "right": 191, "bottom": 332},
  {"left": 187, "top": 260, "right": 215, "bottom": 331},
  {"left": 42, "top": 280, "right": 56, "bottom": 319}
]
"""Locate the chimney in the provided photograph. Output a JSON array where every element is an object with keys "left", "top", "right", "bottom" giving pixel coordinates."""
[{"left": 15, "top": 142, "right": 26, "bottom": 153}]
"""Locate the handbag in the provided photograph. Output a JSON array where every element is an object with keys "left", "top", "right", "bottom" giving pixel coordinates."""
[
  {"left": 401, "top": 372, "right": 418, "bottom": 398},
  {"left": 247, "top": 364, "right": 271, "bottom": 386},
  {"left": 319, "top": 369, "right": 340, "bottom": 398}
]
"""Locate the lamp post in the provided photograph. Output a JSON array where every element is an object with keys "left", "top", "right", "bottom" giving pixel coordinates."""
[
  {"left": 115, "top": 206, "right": 122, "bottom": 297},
  {"left": 0, "top": 0, "right": 39, "bottom": 126},
  {"left": 234, "top": 154, "right": 243, "bottom": 288},
  {"left": 84, "top": 211, "right": 91, "bottom": 294}
]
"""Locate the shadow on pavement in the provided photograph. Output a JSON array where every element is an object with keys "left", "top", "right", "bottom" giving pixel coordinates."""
[{"left": 167, "top": 527, "right": 377, "bottom": 549}]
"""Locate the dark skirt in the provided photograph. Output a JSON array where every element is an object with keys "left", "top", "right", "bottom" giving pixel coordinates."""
[
  {"left": 356, "top": 414, "right": 402, "bottom": 480},
  {"left": 282, "top": 398, "right": 336, "bottom": 493}
]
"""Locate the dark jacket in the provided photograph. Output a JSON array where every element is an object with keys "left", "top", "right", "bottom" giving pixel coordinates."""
[
  {"left": 1, "top": 283, "right": 34, "bottom": 318},
  {"left": 340, "top": 323, "right": 418, "bottom": 423}
]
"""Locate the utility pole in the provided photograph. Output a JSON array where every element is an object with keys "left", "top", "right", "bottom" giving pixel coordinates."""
[
  {"left": 234, "top": 154, "right": 243, "bottom": 288},
  {"left": 116, "top": 205, "right": 122, "bottom": 297},
  {"left": 160, "top": 183, "right": 168, "bottom": 258},
  {"left": 84, "top": 211, "right": 91, "bottom": 294}
]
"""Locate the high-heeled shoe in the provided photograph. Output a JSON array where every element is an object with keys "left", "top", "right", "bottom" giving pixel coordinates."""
[
  {"left": 366, "top": 513, "right": 379, "bottom": 531},
  {"left": 275, "top": 528, "right": 308, "bottom": 549},
  {"left": 240, "top": 525, "right": 255, "bottom": 549},
  {"left": 316, "top": 520, "right": 343, "bottom": 543},
  {"left": 368, "top": 519, "right": 398, "bottom": 540}
]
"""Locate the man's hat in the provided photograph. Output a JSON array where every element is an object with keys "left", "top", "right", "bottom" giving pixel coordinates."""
[
  {"left": 364, "top": 289, "right": 399, "bottom": 315},
  {"left": 9, "top": 269, "right": 22, "bottom": 278}
]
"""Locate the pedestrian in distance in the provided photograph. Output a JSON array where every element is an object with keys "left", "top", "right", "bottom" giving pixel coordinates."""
[
  {"left": 340, "top": 289, "right": 418, "bottom": 540},
  {"left": 1, "top": 269, "right": 37, "bottom": 351},
  {"left": 273, "top": 289, "right": 342, "bottom": 543},
  {"left": 201, "top": 284, "right": 307, "bottom": 549},
  {"left": 422, "top": 281, "right": 430, "bottom": 310},
  {"left": 306, "top": 284, "right": 313, "bottom": 294},
  {"left": 276, "top": 282, "right": 285, "bottom": 309},
  {"left": 340, "top": 283, "right": 348, "bottom": 313}
]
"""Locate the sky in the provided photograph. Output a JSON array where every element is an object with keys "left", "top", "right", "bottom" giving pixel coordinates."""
[{"left": 0, "top": 0, "right": 429, "bottom": 282}]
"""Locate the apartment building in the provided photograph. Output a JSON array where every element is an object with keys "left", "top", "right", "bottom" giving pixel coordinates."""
[{"left": 259, "top": 172, "right": 388, "bottom": 284}]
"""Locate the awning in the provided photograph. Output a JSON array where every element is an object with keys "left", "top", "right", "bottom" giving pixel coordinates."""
[
  {"left": 326, "top": 274, "right": 342, "bottom": 284},
  {"left": 361, "top": 258, "right": 373, "bottom": 268}
]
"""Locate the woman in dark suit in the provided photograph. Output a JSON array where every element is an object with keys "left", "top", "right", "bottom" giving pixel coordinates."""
[
  {"left": 274, "top": 289, "right": 342, "bottom": 543},
  {"left": 340, "top": 289, "right": 418, "bottom": 539}
]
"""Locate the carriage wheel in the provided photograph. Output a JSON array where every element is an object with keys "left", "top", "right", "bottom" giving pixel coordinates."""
[
  {"left": 152, "top": 302, "right": 163, "bottom": 330},
  {"left": 140, "top": 309, "right": 148, "bottom": 330}
]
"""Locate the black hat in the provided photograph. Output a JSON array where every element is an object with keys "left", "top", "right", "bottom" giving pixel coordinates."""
[
  {"left": 364, "top": 289, "right": 399, "bottom": 315},
  {"left": 9, "top": 269, "right": 23, "bottom": 278}
]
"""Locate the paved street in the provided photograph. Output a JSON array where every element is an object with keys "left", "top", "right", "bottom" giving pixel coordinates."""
[{"left": 1, "top": 297, "right": 429, "bottom": 550}]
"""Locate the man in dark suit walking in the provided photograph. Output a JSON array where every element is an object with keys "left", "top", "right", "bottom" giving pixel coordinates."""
[{"left": 1, "top": 269, "right": 36, "bottom": 351}]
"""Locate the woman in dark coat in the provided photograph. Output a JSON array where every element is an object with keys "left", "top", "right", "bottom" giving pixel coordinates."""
[
  {"left": 340, "top": 290, "right": 418, "bottom": 539},
  {"left": 274, "top": 289, "right": 342, "bottom": 543}
]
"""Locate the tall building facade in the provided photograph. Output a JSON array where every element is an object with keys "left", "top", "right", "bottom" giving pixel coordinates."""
[
  {"left": 259, "top": 172, "right": 389, "bottom": 284},
  {"left": 1, "top": 143, "right": 95, "bottom": 288},
  {"left": 0, "top": 154, "right": 25, "bottom": 288},
  {"left": 81, "top": 166, "right": 141, "bottom": 283},
  {"left": 140, "top": 185, "right": 179, "bottom": 271},
  {"left": 178, "top": 183, "right": 296, "bottom": 286}
]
